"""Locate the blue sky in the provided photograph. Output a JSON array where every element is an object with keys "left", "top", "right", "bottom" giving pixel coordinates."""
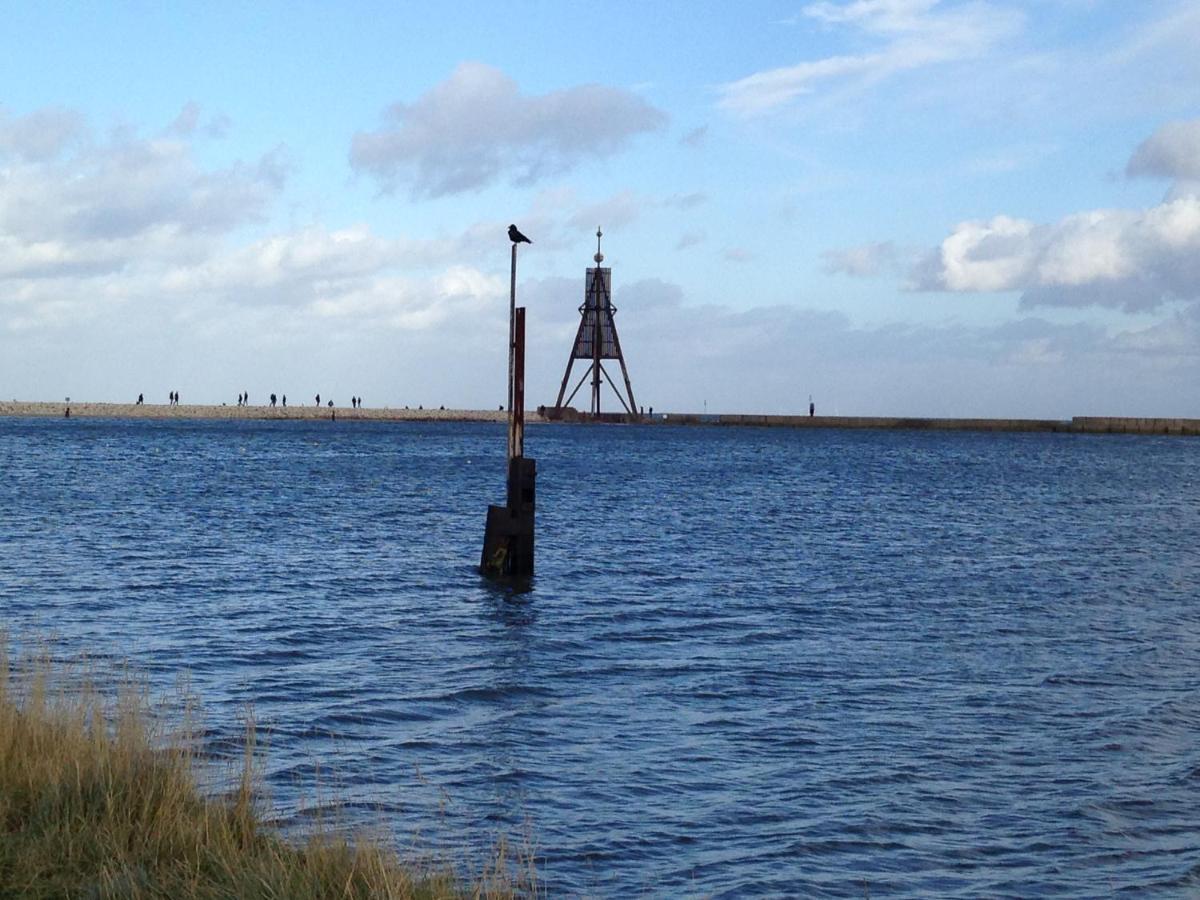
[{"left": 3, "top": 0, "right": 1200, "bottom": 416}]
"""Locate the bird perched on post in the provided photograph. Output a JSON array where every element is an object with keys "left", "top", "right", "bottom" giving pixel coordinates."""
[{"left": 508, "top": 224, "right": 532, "bottom": 244}]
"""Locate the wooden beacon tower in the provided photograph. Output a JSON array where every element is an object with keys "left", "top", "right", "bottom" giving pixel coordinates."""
[{"left": 552, "top": 228, "right": 639, "bottom": 420}]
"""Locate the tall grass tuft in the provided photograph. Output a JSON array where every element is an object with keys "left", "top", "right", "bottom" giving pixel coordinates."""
[{"left": 0, "top": 639, "right": 532, "bottom": 898}]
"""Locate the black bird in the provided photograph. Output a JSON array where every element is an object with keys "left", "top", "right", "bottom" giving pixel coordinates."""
[{"left": 508, "top": 224, "right": 532, "bottom": 244}]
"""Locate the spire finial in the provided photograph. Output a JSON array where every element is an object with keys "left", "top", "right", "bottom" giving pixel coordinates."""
[{"left": 594, "top": 226, "right": 604, "bottom": 263}]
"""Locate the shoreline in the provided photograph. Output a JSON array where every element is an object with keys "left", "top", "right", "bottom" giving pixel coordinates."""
[{"left": 2, "top": 401, "right": 1198, "bottom": 436}]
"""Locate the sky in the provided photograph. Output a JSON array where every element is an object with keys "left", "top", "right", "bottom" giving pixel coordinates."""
[{"left": 2, "top": 0, "right": 1200, "bottom": 417}]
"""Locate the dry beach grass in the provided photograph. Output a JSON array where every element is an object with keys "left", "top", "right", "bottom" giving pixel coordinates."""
[{"left": 0, "top": 640, "right": 533, "bottom": 898}]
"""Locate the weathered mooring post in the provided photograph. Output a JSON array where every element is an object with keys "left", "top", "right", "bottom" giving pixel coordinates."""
[{"left": 481, "top": 226, "right": 536, "bottom": 579}]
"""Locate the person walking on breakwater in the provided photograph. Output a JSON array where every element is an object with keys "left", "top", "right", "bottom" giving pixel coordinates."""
[
  {"left": 237, "top": 393, "right": 242, "bottom": 407},
  {"left": 270, "top": 393, "right": 277, "bottom": 407},
  {"left": 315, "top": 393, "right": 320, "bottom": 407},
  {"left": 809, "top": 397, "right": 815, "bottom": 417},
  {"left": 136, "top": 393, "right": 143, "bottom": 405},
  {"left": 282, "top": 395, "right": 287, "bottom": 407}
]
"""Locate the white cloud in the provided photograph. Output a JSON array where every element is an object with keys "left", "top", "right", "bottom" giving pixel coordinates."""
[
  {"left": 909, "top": 196, "right": 1200, "bottom": 310},
  {"left": 600, "top": 276, "right": 1200, "bottom": 417},
  {"left": 811, "top": 120, "right": 1200, "bottom": 311},
  {"left": 718, "top": 0, "right": 1021, "bottom": 116},
  {"left": 0, "top": 106, "right": 521, "bottom": 339},
  {"left": 805, "top": 0, "right": 941, "bottom": 30},
  {"left": 0, "top": 105, "right": 85, "bottom": 161},
  {"left": 166, "top": 102, "right": 203, "bottom": 137},
  {"left": 0, "top": 118, "right": 286, "bottom": 250},
  {"left": 350, "top": 62, "right": 667, "bottom": 197},
  {"left": 1127, "top": 118, "right": 1200, "bottom": 182},
  {"left": 309, "top": 266, "right": 503, "bottom": 330},
  {"left": 822, "top": 240, "right": 899, "bottom": 276}
]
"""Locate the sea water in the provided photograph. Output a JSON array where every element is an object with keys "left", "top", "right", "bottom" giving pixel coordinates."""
[{"left": 1, "top": 417, "right": 1198, "bottom": 897}]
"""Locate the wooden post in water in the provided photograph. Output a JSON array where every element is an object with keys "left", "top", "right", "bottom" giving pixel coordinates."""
[{"left": 482, "top": 229, "right": 535, "bottom": 579}]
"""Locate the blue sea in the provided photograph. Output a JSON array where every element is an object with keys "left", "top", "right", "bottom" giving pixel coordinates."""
[{"left": 2, "top": 417, "right": 1199, "bottom": 897}]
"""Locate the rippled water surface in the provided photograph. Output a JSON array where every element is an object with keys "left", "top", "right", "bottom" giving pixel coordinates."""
[{"left": 2, "top": 417, "right": 1199, "bottom": 896}]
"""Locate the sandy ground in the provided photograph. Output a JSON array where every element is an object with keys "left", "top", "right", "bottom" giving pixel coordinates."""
[{"left": 0, "top": 401, "right": 522, "bottom": 423}]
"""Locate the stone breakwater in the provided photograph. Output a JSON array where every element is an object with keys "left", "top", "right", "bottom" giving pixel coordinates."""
[
  {"left": 0, "top": 401, "right": 515, "bottom": 423},
  {"left": 3, "top": 402, "right": 1199, "bottom": 436},
  {"left": 686, "top": 414, "right": 1200, "bottom": 436}
]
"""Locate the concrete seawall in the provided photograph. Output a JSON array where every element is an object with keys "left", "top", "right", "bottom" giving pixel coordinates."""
[
  {"left": 4, "top": 402, "right": 1200, "bottom": 436},
  {"left": 702, "top": 414, "right": 1071, "bottom": 433},
  {"left": 666, "top": 413, "right": 1200, "bottom": 436},
  {"left": 1069, "top": 417, "right": 1200, "bottom": 436}
]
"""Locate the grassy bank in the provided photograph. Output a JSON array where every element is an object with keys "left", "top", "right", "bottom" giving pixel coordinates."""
[{"left": 0, "top": 643, "right": 528, "bottom": 898}]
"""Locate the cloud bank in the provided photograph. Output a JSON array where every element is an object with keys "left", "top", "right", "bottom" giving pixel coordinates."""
[
  {"left": 825, "top": 118, "right": 1200, "bottom": 313},
  {"left": 912, "top": 119, "right": 1200, "bottom": 310}
]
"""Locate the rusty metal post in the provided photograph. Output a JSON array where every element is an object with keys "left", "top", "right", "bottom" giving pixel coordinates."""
[
  {"left": 507, "top": 242, "right": 517, "bottom": 460},
  {"left": 512, "top": 307, "right": 525, "bottom": 459}
]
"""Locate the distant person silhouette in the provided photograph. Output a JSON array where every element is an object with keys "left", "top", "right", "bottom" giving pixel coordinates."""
[
  {"left": 270, "top": 393, "right": 277, "bottom": 407},
  {"left": 315, "top": 394, "right": 320, "bottom": 407},
  {"left": 237, "top": 393, "right": 243, "bottom": 406},
  {"left": 137, "top": 393, "right": 143, "bottom": 405},
  {"left": 244, "top": 391, "right": 249, "bottom": 406},
  {"left": 508, "top": 224, "right": 532, "bottom": 244},
  {"left": 282, "top": 395, "right": 287, "bottom": 407},
  {"left": 809, "top": 400, "right": 815, "bottom": 417}
]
